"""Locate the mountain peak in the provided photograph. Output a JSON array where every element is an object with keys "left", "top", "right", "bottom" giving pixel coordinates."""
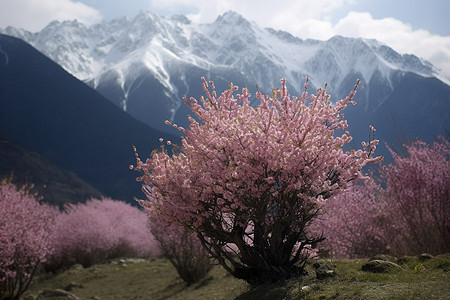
[
  {"left": 362, "top": 38, "right": 436, "bottom": 77},
  {"left": 170, "top": 14, "right": 191, "bottom": 24},
  {"left": 133, "top": 10, "right": 158, "bottom": 22},
  {"left": 2, "top": 11, "right": 442, "bottom": 85},
  {"left": 1, "top": 11, "right": 446, "bottom": 118},
  {"left": 214, "top": 11, "right": 250, "bottom": 26},
  {"left": 265, "top": 27, "right": 303, "bottom": 44},
  {"left": 41, "top": 19, "right": 86, "bottom": 33}
]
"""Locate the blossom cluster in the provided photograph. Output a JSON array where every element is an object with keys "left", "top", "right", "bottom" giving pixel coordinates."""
[
  {"left": 312, "top": 137, "right": 449, "bottom": 257},
  {"left": 0, "top": 182, "right": 55, "bottom": 298},
  {"left": 133, "top": 77, "right": 382, "bottom": 283},
  {"left": 48, "top": 198, "right": 160, "bottom": 270},
  {"left": 134, "top": 78, "right": 381, "bottom": 227}
]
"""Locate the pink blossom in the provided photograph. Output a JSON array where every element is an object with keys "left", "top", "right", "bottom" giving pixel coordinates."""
[
  {"left": 133, "top": 77, "right": 381, "bottom": 284},
  {"left": 312, "top": 137, "right": 449, "bottom": 257},
  {"left": 0, "top": 181, "right": 55, "bottom": 299},
  {"left": 47, "top": 198, "right": 160, "bottom": 270}
]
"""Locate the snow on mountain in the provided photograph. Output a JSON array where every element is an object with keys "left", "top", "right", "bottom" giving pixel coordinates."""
[{"left": 1, "top": 11, "right": 443, "bottom": 130}]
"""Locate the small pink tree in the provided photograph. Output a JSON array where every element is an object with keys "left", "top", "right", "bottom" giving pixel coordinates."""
[
  {"left": 0, "top": 181, "right": 55, "bottom": 300},
  {"left": 133, "top": 78, "right": 381, "bottom": 284},
  {"left": 47, "top": 198, "right": 160, "bottom": 270}
]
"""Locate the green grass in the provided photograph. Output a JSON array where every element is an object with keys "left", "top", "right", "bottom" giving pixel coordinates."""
[{"left": 24, "top": 254, "right": 450, "bottom": 300}]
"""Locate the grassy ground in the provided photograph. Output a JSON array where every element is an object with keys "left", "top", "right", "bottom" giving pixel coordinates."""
[{"left": 24, "top": 254, "right": 450, "bottom": 300}]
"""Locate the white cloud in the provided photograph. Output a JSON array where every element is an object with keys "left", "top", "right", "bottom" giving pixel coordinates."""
[
  {"left": 0, "top": 0, "right": 102, "bottom": 32},
  {"left": 147, "top": 0, "right": 199, "bottom": 15},
  {"left": 332, "top": 12, "right": 450, "bottom": 82},
  {"left": 153, "top": 0, "right": 352, "bottom": 25}
]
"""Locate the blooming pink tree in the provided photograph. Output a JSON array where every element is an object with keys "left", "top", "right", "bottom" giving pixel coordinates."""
[
  {"left": 0, "top": 181, "right": 55, "bottom": 300},
  {"left": 133, "top": 78, "right": 381, "bottom": 284},
  {"left": 309, "top": 178, "right": 390, "bottom": 258},
  {"left": 47, "top": 198, "right": 160, "bottom": 270},
  {"left": 381, "top": 138, "right": 450, "bottom": 255},
  {"left": 312, "top": 137, "right": 449, "bottom": 258}
]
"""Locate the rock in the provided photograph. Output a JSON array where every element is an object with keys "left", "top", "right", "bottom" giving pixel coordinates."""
[
  {"left": 67, "top": 264, "right": 83, "bottom": 275},
  {"left": 36, "top": 289, "right": 79, "bottom": 299},
  {"left": 110, "top": 257, "right": 146, "bottom": 265},
  {"left": 301, "top": 285, "right": 312, "bottom": 292},
  {"left": 316, "top": 267, "right": 336, "bottom": 279},
  {"left": 419, "top": 253, "right": 433, "bottom": 261},
  {"left": 313, "top": 262, "right": 337, "bottom": 279},
  {"left": 64, "top": 281, "right": 83, "bottom": 291},
  {"left": 127, "top": 258, "right": 146, "bottom": 264},
  {"left": 69, "top": 264, "right": 83, "bottom": 271},
  {"left": 312, "top": 259, "right": 335, "bottom": 269},
  {"left": 368, "top": 254, "right": 397, "bottom": 263},
  {"left": 362, "top": 260, "right": 403, "bottom": 273}
]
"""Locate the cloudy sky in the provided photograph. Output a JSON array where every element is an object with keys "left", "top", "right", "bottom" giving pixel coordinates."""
[{"left": 1, "top": 0, "right": 449, "bottom": 81}]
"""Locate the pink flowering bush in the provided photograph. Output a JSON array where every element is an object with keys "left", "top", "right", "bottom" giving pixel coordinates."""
[
  {"left": 0, "top": 181, "right": 55, "bottom": 300},
  {"left": 380, "top": 138, "right": 449, "bottom": 255},
  {"left": 149, "top": 218, "right": 213, "bottom": 285},
  {"left": 133, "top": 77, "right": 381, "bottom": 284},
  {"left": 47, "top": 198, "right": 160, "bottom": 270},
  {"left": 313, "top": 138, "right": 449, "bottom": 258},
  {"left": 309, "top": 178, "right": 389, "bottom": 258}
]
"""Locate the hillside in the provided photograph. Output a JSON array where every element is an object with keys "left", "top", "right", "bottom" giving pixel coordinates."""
[
  {"left": 23, "top": 254, "right": 450, "bottom": 299},
  {"left": 0, "top": 133, "right": 102, "bottom": 207}
]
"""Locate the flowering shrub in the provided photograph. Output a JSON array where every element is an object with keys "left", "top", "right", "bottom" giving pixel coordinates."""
[
  {"left": 47, "top": 198, "right": 160, "bottom": 270},
  {"left": 309, "top": 178, "right": 389, "bottom": 258},
  {"left": 149, "top": 219, "right": 212, "bottom": 285},
  {"left": 0, "top": 181, "right": 55, "bottom": 299},
  {"left": 313, "top": 138, "right": 449, "bottom": 257},
  {"left": 133, "top": 77, "right": 381, "bottom": 284},
  {"left": 381, "top": 138, "right": 449, "bottom": 255}
]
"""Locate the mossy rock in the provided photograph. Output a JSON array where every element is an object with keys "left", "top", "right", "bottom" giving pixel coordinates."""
[
  {"left": 418, "top": 253, "right": 433, "bottom": 261},
  {"left": 362, "top": 260, "right": 403, "bottom": 273},
  {"left": 313, "top": 263, "right": 337, "bottom": 280}
]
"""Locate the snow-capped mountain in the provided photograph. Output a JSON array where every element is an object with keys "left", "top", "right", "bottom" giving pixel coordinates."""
[{"left": 1, "top": 11, "right": 447, "bottom": 138}]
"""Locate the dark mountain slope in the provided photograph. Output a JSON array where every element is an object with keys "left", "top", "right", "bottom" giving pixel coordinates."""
[
  {"left": 0, "top": 133, "right": 102, "bottom": 207},
  {"left": 0, "top": 34, "right": 176, "bottom": 203},
  {"left": 344, "top": 72, "right": 450, "bottom": 160}
]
